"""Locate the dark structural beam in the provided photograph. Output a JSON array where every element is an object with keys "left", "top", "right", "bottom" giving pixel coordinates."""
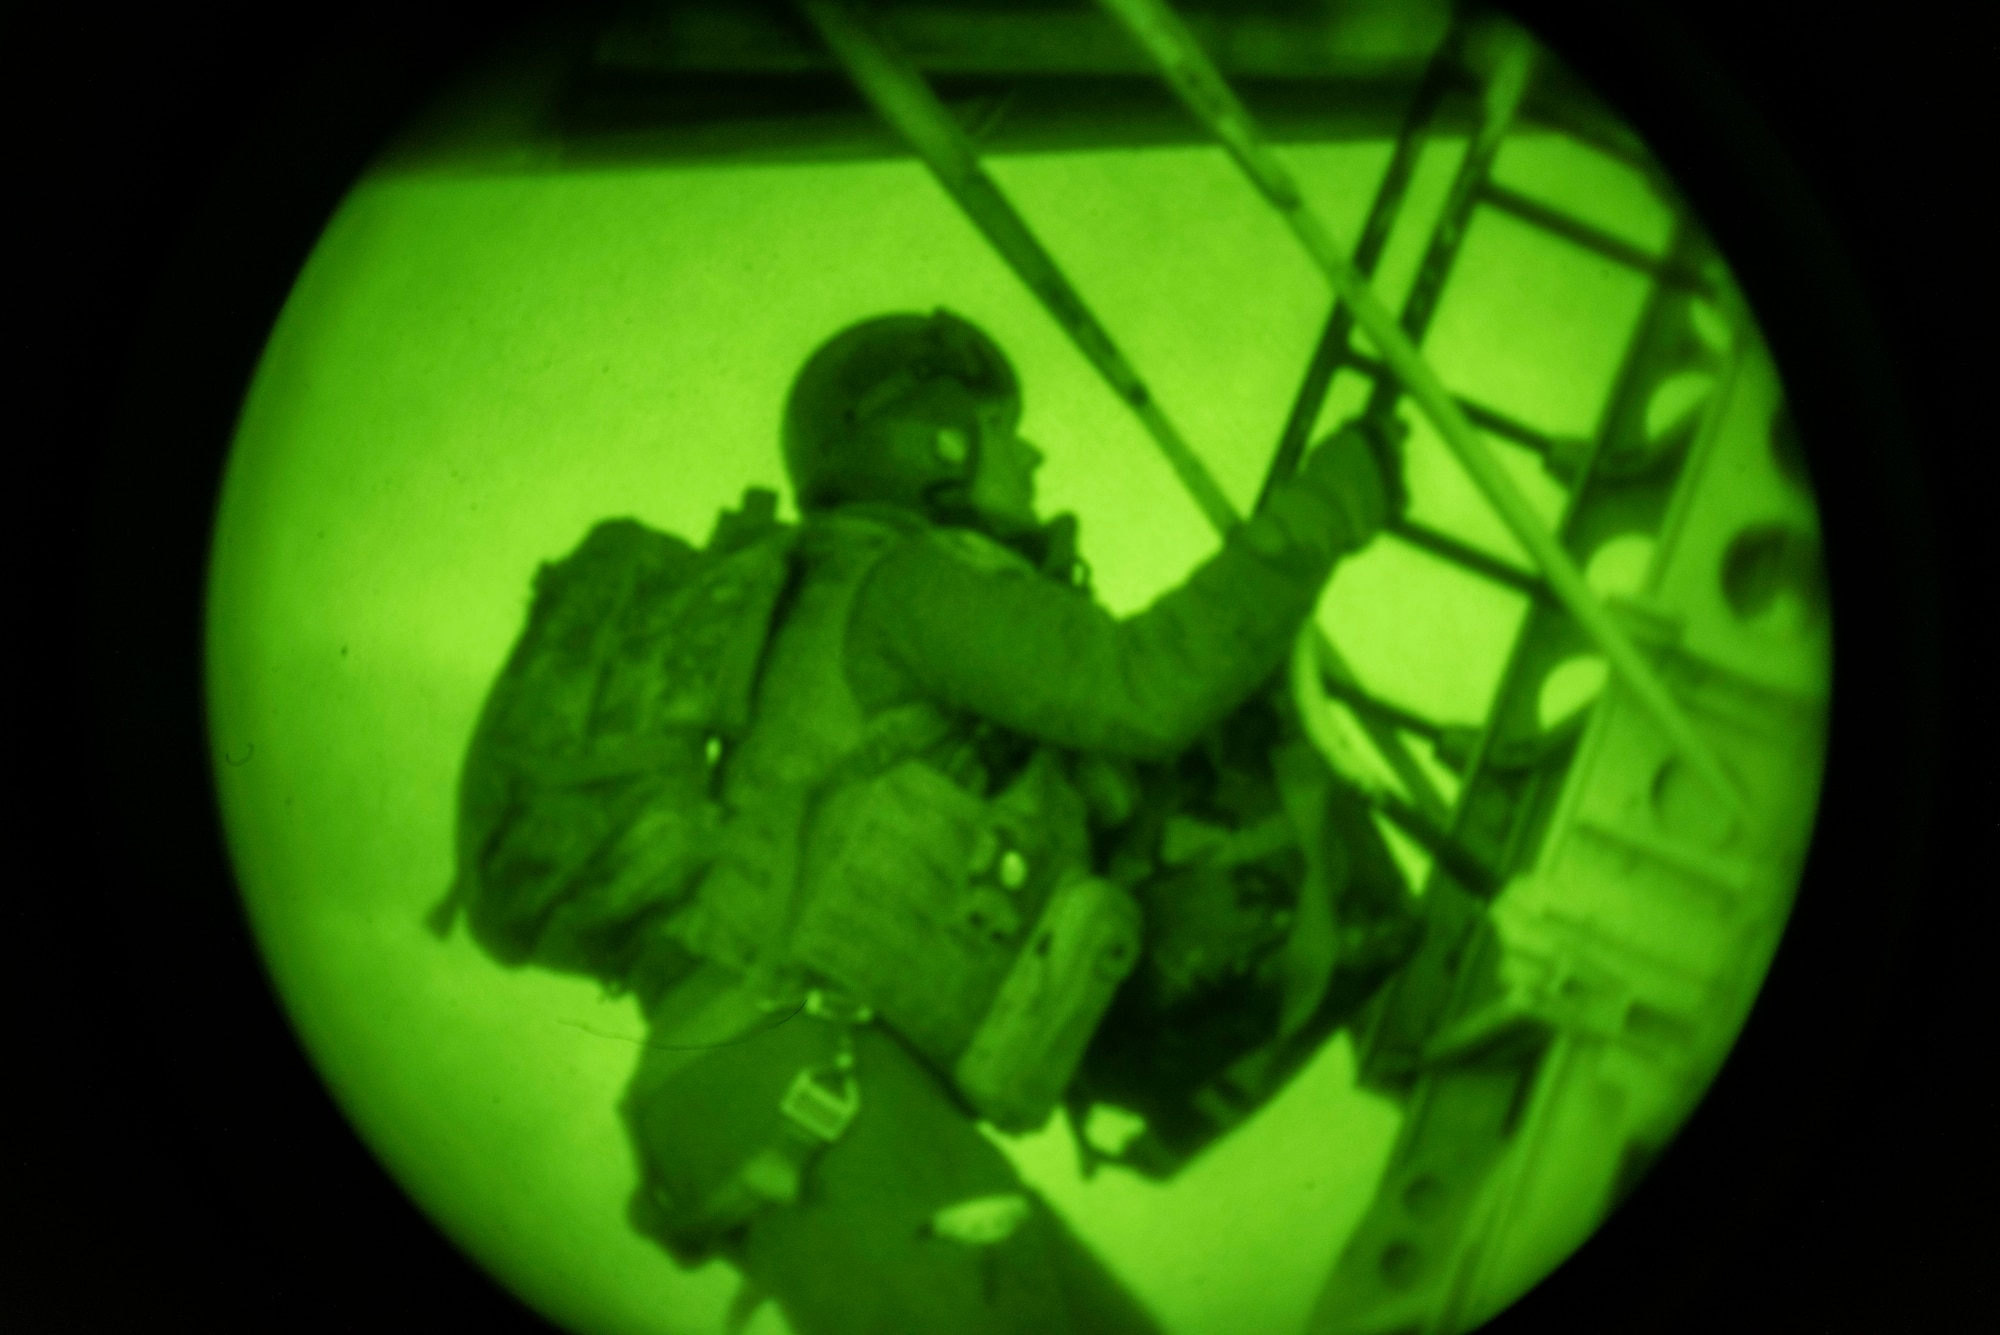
[{"left": 379, "top": 1, "right": 1652, "bottom": 172}]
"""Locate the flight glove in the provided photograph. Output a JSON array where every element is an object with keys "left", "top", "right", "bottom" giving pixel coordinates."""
[{"left": 1255, "top": 416, "right": 1409, "bottom": 561}]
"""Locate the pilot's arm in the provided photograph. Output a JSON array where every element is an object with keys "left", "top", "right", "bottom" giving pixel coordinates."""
[{"left": 846, "top": 424, "right": 1398, "bottom": 759}]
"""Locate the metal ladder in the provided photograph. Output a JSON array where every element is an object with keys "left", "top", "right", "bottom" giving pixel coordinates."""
[{"left": 796, "top": 3, "right": 1831, "bottom": 1330}]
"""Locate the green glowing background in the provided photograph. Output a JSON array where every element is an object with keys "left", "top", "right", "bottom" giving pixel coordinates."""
[{"left": 207, "top": 124, "right": 1757, "bottom": 1335}]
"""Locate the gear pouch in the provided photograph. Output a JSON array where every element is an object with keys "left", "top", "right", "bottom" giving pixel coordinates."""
[
  {"left": 789, "top": 748, "right": 1138, "bottom": 1128},
  {"left": 623, "top": 980, "right": 851, "bottom": 1264}
]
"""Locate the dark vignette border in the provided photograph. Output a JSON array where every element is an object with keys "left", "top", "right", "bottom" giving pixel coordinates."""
[
  {"left": 52, "top": 6, "right": 591, "bottom": 1331},
  {"left": 1485, "top": 1, "right": 1977, "bottom": 1331},
  {"left": 38, "top": 1, "right": 1979, "bottom": 1331}
]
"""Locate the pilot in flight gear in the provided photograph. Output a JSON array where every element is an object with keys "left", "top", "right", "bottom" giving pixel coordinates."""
[{"left": 618, "top": 309, "right": 1399, "bottom": 1335}]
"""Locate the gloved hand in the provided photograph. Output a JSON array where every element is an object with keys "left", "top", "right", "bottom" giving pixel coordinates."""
[{"left": 1257, "top": 416, "right": 1408, "bottom": 559}]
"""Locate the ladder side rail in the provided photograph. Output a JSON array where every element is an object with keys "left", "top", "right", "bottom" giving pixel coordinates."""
[
  {"left": 1253, "top": 26, "right": 1465, "bottom": 512},
  {"left": 1250, "top": 20, "right": 1468, "bottom": 828}
]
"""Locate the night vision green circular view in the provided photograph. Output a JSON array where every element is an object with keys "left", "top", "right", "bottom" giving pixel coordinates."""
[{"left": 205, "top": 2, "right": 1832, "bottom": 1332}]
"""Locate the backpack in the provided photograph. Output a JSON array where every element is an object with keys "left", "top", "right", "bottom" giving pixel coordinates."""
[{"left": 428, "top": 487, "right": 798, "bottom": 990}]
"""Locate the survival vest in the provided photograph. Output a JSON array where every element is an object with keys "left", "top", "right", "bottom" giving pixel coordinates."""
[{"left": 430, "top": 487, "right": 796, "bottom": 990}]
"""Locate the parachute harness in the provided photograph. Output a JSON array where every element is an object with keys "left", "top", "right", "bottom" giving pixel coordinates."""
[{"left": 777, "top": 988, "right": 872, "bottom": 1145}]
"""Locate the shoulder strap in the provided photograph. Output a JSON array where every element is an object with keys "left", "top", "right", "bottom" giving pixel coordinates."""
[{"left": 925, "top": 524, "right": 1038, "bottom": 577}]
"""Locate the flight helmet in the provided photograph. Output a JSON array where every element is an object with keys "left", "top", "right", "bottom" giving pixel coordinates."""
[{"left": 782, "top": 309, "right": 1020, "bottom": 515}]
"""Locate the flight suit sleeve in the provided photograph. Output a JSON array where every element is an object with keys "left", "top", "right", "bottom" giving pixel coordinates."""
[{"left": 847, "top": 485, "right": 1362, "bottom": 761}]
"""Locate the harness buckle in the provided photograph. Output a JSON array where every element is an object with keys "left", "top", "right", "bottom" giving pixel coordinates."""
[{"left": 780, "top": 1065, "right": 861, "bottom": 1143}]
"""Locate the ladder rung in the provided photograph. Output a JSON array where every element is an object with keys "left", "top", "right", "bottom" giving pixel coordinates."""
[
  {"left": 1387, "top": 518, "right": 1544, "bottom": 597},
  {"left": 1572, "top": 818, "right": 1755, "bottom": 902},
  {"left": 1479, "top": 182, "right": 1713, "bottom": 295},
  {"left": 1318, "top": 677, "right": 1445, "bottom": 743},
  {"left": 1314, "top": 676, "right": 1482, "bottom": 769},
  {"left": 1339, "top": 351, "right": 1571, "bottom": 461}
]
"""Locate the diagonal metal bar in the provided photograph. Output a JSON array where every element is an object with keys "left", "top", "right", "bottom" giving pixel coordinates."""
[{"left": 1093, "top": 0, "right": 1749, "bottom": 817}]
